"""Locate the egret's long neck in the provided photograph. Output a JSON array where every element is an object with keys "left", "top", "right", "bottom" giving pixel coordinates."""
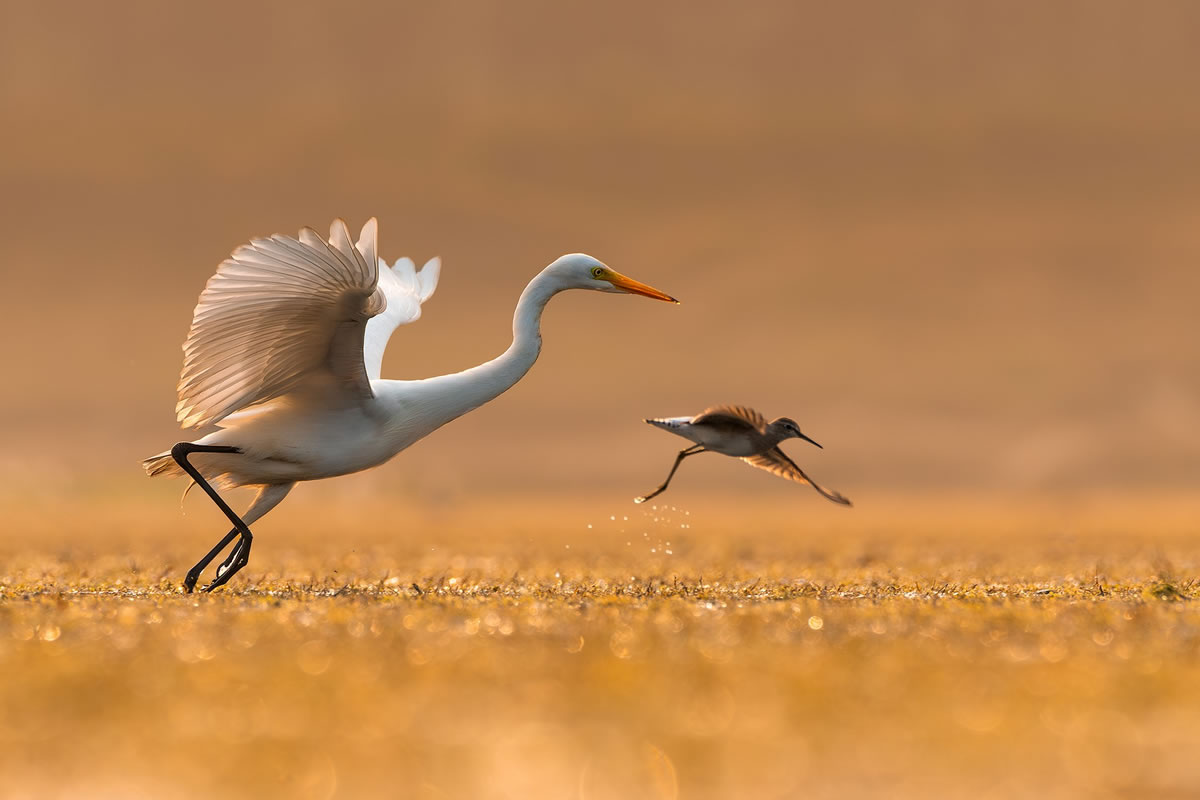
[
  {"left": 469, "top": 274, "right": 557, "bottom": 403},
  {"left": 379, "top": 272, "right": 559, "bottom": 430}
]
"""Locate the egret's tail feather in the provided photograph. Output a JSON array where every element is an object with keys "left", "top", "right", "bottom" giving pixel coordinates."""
[
  {"left": 142, "top": 450, "right": 183, "bottom": 479},
  {"left": 143, "top": 449, "right": 234, "bottom": 504},
  {"left": 143, "top": 447, "right": 239, "bottom": 489}
]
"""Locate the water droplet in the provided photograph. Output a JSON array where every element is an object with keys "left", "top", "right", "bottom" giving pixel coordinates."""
[{"left": 808, "top": 616, "right": 824, "bottom": 630}]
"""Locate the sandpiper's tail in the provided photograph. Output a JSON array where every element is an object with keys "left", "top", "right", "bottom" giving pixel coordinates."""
[{"left": 644, "top": 416, "right": 693, "bottom": 432}]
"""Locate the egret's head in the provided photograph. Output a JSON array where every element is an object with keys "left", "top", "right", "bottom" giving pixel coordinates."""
[
  {"left": 547, "top": 254, "right": 677, "bottom": 302},
  {"left": 769, "top": 417, "right": 822, "bottom": 449}
]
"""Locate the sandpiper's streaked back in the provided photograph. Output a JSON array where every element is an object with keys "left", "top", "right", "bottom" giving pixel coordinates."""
[{"left": 635, "top": 404, "right": 851, "bottom": 505}]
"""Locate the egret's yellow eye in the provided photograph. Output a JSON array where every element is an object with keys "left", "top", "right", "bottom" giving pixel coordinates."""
[{"left": 591, "top": 266, "right": 605, "bottom": 279}]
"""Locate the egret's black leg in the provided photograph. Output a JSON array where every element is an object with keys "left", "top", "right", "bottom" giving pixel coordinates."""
[
  {"left": 171, "top": 443, "right": 250, "bottom": 593},
  {"left": 204, "top": 533, "right": 253, "bottom": 592},
  {"left": 207, "top": 522, "right": 257, "bottom": 592},
  {"left": 214, "top": 535, "right": 244, "bottom": 578},
  {"left": 183, "top": 527, "right": 238, "bottom": 593},
  {"left": 635, "top": 445, "right": 707, "bottom": 503}
]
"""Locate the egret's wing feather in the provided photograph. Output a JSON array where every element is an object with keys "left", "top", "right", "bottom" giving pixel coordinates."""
[
  {"left": 176, "top": 218, "right": 385, "bottom": 428},
  {"left": 416, "top": 257, "right": 440, "bottom": 302},
  {"left": 362, "top": 255, "right": 441, "bottom": 380},
  {"left": 742, "top": 448, "right": 852, "bottom": 506},
  {"left": 693, "top": 405, "right": 768, "bottom": 434}
]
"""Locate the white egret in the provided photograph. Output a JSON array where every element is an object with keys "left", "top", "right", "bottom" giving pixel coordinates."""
[
  {"left": 635, "top": 405, "right": 851, "bottom": 505},
  {"left": 144, "top": 218, "right": 677, "bottom": 591}
]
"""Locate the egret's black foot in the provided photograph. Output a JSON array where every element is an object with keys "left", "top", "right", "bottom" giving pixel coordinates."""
[
  {"left": 203, "top": 535, "right": 252, "bottom": 592},
  {"left": 214, "top": 536, "right": 245, "bottom": 579},
  {"left": 181, "top": 527, "right": 239, "bottom": 594}
]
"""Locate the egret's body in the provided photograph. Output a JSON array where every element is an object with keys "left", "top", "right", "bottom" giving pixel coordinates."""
[
  {"left": 145, "top": 218, "right": 676, "bottom": 591},
  {"left": 635, "top": 405, "right": 851, "bottom": 505}
]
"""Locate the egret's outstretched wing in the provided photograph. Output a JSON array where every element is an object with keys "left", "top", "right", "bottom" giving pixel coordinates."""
[
  {"left": 361, "top": 253, "right": 441, "bottom": 380},
  {"left": 742, "top": 448, "right": 852, "bottom": 506},
  {"left": 692, "top": 405, "right": 768, "bottom": 434},
  {"left": 176, "top": 219, "right": 386, "bottom": 429}
]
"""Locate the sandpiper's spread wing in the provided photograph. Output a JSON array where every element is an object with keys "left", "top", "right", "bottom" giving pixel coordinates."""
[
  {"left": 176, "top": 219, "right": 385, "bottom": 429},
  {"left": 742, "top": 448, "right": 852, "bottom": 505},
  {"left": 691, "top": 404, "right": 768, "bottom": 434},
  {"left": 362, "top": 253, "right": 440, "bottom": 381}
]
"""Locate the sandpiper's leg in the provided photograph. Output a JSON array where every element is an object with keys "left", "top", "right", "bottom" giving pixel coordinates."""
[
  {"left": 170, "top": 443, "right": 250, "bottom": 593},
  {"left": 635, "top": 445, "right": 706, "bottom": 503}
]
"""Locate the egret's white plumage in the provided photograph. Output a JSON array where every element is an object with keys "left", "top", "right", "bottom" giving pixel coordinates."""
[
  {"left": 145, "top": 218, "right": 676, "bottom": 591},
  {"left": 363, "top": 255, "right": 440, "bottom": 381},
  {"left": 175, "top": 218, "right": 384, "bottom": 430}
]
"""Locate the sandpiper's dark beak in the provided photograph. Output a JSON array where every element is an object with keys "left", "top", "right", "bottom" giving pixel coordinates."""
[{"left": 798, "top": 432, "right": 822, "bottom": 449}]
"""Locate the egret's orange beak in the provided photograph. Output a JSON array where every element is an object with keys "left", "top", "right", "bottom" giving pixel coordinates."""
[{"left": 605, "top": 270, "right": 679, "bottom": 303}]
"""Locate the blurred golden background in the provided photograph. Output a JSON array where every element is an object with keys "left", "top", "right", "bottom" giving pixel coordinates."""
[{"left": 2, "top": 0, "right": 1197, "bottom": 505}]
